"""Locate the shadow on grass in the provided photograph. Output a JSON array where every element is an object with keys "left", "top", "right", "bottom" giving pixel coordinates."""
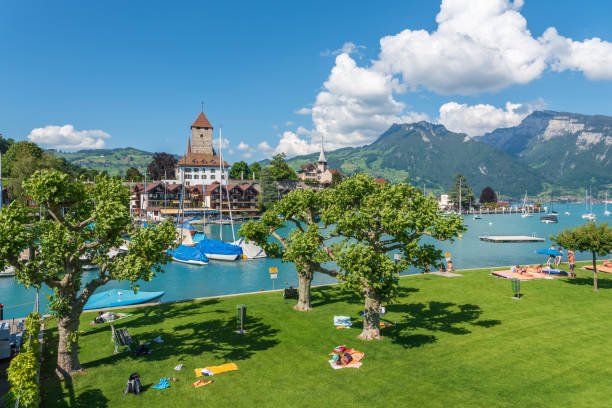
[
  {"left": 40, "top": 326, "right": 109, "bottom": 408},
  {"left": 310, "top": 285, "right": 420, "bottom": 308},
  {"left": 563, "top": 276, "right": 612, "bottom": 289},
  {"left": 82, "top": 313, "right": 279, "bottom": 369},
  {"left": 384, "top": 301, "right": 501, "bottom": 348}
]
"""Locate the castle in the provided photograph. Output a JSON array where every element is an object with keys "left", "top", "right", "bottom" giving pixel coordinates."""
[{"left": 175, "top": 110, "right": 230, "bottom": 186}]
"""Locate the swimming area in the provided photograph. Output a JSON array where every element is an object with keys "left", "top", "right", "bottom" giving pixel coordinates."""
[{"left": 1, "top": 203, "right": 609, "bottom": 318}]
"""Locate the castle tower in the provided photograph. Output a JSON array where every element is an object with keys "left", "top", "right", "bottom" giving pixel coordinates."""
[{"left": 190, "top": 111, "right": 215, "bottom": 155}]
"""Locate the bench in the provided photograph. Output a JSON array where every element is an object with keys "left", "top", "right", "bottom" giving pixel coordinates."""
[
  {"left": 110, "top": 323, "right": 133, "bottom": 354},
  {"left": 283, "top": 287, "right": 298, "bottom": 299}
]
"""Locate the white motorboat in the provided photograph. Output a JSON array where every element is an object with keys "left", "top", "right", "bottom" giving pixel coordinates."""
[
  {"left": 0, "top": 266, "right": 15, "bottom": 277},
  {"left": 232, "top": 238, "right": 267, "bottom": 259}
]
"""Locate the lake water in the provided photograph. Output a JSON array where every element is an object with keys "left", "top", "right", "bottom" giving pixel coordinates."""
[{"left": 1, "top": 203, "right": 610, "bottom": 319}]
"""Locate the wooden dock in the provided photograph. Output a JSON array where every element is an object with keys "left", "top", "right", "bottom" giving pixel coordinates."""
[{"left": 479, "top": 235, "right": 545, "bottom": 243}]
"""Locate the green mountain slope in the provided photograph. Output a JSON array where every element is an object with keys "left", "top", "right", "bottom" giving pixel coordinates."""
[
  {"left": 289, "top": 122, "right": 544, "bottom": 198},
  {"left": 479, "top": 111, "right": 612, "bottom": 190},
  {"left": 54, "top": 148, "right": 156, "bottom": 176}
]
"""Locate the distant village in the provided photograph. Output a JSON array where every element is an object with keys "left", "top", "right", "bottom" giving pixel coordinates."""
[{"left": 130, "top": 111, "right": 348, "bottom": 221}]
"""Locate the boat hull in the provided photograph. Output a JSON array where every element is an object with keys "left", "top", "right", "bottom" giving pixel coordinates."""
[
  {"left": 171, "top": 257, "right": 209, "bottom": 265},
  {"left": 205, "top": 253, "right": 239, "bottom": 261},
  {"left": 84, "top": 289, "right": 165, "bottom": 310}
]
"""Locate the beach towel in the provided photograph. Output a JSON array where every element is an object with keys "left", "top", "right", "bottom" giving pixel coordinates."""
[
  {"left": 328, "top": 351, "right": 364, "bottom": 369},
  {"left": 333, "top": 316, "right": 351, "bottom": 327},
  {"left": 195, "top": 363, "right": 238, "bottom": 377},
  {"left": 583, "top": 265, "right": 612, "bottom": 274},
  {"left": 89, "top": 313, "right": 132, "bottom": 325}
]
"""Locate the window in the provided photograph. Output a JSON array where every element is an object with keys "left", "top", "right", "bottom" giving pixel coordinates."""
[
  {"left": 184, "top": 168, "right": 192, "bottom": 172},
  {"left": 202, "top": 175, "right": 207, "bottom": 179},
  {"left": 210, "top": 168, "right": 216, "bottom": 173},
  {"left": 211, "top": 175, "right": 215, "bottom": 180},
  {"left": 193, "top": 175, "right": 199, "bottom": 179},
  {"left": 221, "top": 174, "right": 225, "bottom": 179}
]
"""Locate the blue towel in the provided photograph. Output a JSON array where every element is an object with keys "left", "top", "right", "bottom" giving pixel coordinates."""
[
  {"left": 153, "top": 378, "right": 170, "bottom": 390},
  {"left": 333, "top": 316, "right": 351, "bottom": 327}
]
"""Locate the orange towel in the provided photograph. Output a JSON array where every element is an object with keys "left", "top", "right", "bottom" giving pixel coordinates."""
[{"left": 195, "top": 363, "right": 238, "bottom": 377}]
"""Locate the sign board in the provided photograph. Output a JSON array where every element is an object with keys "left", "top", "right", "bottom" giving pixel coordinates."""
[
  {"left": 270, "top": 274, "right": 278, "bottom": 279},
  {"left": 269, "top": 267, "right": 278, "bottom": 273}
]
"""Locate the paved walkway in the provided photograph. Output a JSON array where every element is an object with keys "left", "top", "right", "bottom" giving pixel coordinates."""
[{"left": 429, "top": 271, "right": 463, "bottom": 277}]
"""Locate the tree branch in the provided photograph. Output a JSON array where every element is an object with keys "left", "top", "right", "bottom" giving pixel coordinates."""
[
  {"left": 77, "top": 274, "right": 111, "bottom": 308},
  {"left": 312, "top": 263, "right": 340, "bottom": 277},
  {"left": 270, "top": 229, "right": 288, "bottom": 250}
]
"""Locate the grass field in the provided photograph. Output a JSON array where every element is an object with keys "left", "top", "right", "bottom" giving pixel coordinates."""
[{"left": 40, "top": 262, "right": 612, "bottom": 407}]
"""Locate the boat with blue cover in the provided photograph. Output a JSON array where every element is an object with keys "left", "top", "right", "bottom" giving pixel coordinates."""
[
  {"left": 196, "top": 238, "right": 242, "bottom": 261},
  {"left": 167, "top": 245, "right": 209, "bottom": 265},
  {"left": 84, "top": 289, "right": 165, "bottom": 310}
]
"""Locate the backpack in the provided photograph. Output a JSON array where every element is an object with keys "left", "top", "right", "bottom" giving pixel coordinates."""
[{"left": 124, "top": 372, "right": 143, "bottom": 395}]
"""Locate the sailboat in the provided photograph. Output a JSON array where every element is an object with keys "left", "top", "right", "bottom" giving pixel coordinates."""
[
  {"left": 521, "top": 192, "right": 532, "bottom": 218},
  {"left": 605, "top": 191, "right": 610, "bottom": 217},
  {"left": 582, "top": 188, "right": 596, "bottom": 220},
  {"left": 540, "top": 191, "right": 558, "bottom": 223}
]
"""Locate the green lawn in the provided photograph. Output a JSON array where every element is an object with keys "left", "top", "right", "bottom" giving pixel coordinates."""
[{"left": 41, "top": 262, "right": 612, "bottom": 407}]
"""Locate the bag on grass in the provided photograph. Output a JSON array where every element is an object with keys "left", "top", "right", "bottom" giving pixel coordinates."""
[{"left": 124, "top": 372, "right": 143, "bottom": 395}]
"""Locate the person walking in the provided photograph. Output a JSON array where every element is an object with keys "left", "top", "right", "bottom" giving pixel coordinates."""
[
  {"left": 556, "top": 247, "right": 564, "bottom": 266},
  {"left": 567, "top": 250, "right": 576, "bottom": 278}
]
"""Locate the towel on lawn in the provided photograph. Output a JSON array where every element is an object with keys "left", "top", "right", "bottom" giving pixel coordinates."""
[
  {"left": 89, "top": 313, "right": 132, "bottom": 325},
  {"left": 153, "top": 378, "right": 170, "bottom": 390},
  {"left": 195, "top": 363, "right": 238, "bottom": 377},
  {"left": 328, "top": 351, "right": 364, "bottom": 370},
  {"left": 333, "top": 316, "right": 351, "bottom": 327}
]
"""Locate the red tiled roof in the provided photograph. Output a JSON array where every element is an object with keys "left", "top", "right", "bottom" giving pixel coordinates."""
[
  {"left": 132, "top": 182, "right": 161, "bottom": 193},
  {"left": 177, "top": 152, "right": 230, "bottom": 167},
  {"left": 329, "top": 169, "right": 344, "bottom": 176},
  {"left": 373, "top": 178, "right": 388, "bottom": 184},
  {"left": 191, "top": 111, "right": 213, "bottom": 128}
]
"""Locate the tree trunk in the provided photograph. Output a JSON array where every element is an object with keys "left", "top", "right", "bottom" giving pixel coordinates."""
[
  {"left": 56, "top": 310, "right": 82, "bottom": 375},
  {"left": 593, "top": 252, "right": 598, "bottom": 292},
  {"left": 358, "top": 288, "right": 382, "bottom": 340},
  {"left": 294, "top": 270, "right": 313, "bottom": 311}
]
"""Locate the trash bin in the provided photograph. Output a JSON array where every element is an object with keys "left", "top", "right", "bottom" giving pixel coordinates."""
[
  {"left": 511, "top": 278, "right": 520, "bottom": 297},
  {"left": 236, "top": 304, "right": 247, "bottom": 334}
]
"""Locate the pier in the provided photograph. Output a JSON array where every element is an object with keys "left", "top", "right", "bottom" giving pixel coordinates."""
[{"left": 479, "top": 235, "right": 545, "bottom": 243}]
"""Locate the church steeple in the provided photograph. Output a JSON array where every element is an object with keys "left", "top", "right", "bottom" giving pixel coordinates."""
[
  {"left": 318, "top": 135, "right": 327, "bottom": 164},
  {"left": 187, "top": 136, "right": 192, "bottom": 154}
]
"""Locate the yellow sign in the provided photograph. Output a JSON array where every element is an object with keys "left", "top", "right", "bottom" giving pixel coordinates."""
[{"left": 269, "top": 267, "right": 278, "bottom": 273}]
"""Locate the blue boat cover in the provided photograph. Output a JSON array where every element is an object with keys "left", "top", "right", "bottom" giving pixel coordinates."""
[
  {"left": 167, "top": 245, "right": 209, "bottom": 263},
  {"left": 178, "top": 223, "right": 196, "bottom": 231},
  {"left": 192, "top": 233, "right": 207, "bottom": 243},
  {"left": 84, "top": 289, "right": 165, "bottom": 310},
  {"left": 536, "top": 249, "right": 563, "bottom": 256},
  {"left": 196, "top": 239, "right": 243, "bottom": 256}
]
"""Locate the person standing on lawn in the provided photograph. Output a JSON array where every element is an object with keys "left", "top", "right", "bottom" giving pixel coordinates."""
[{"left": 567, "top": 250, "right": 576, "bottom": 278}]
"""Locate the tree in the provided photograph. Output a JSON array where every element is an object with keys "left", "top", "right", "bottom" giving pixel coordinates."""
[
  {"left": 3, "top": 141, "right": 44, "bottom": 176},
  {"left": 269, "top": 153, "right": 297, "bottom": 181},
  {"left": 449, "top": 173, "right": 474, "bottom": 211},
  {"left": 0, "top": 170, "right": 176, "bottom": 374},
  {"left": 239, "top": 188, "right": 338, "bottom": 311},
  {"left": 258, "top": 167, "right": 278, "bottom": 211},
  {"left": 0, "top": 133, "right": 14, "bottom": 154},
  {"left": 330, "top": 171, "right": 343, "bottom": 188},
  {"left": 551, "top": 222, "right": 612, "bottom": 291},
  {"left": 480, "top": 187, "right": 497, "bottom": 204},
  {"left": 229, "top": 161, "right": 250, "bottom": 180},
  {"left": 125, "top": 167, "right": 143, "bottom": 182},
  {"left": 3, "top": 142, "right": 59, "bottom": 199},
  {"left": 327, "top": 174, "right": 465, "bottom": 340},
  {"left": 249, "top": 162, "right": 262, "bottom": 180},
  {"left": 147, "top": 152, "right": 177, "bottom": 181}
]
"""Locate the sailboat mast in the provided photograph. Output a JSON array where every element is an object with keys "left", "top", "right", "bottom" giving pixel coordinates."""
[{"left": 219, "top": 128, "right": 223, "bottom": 242}]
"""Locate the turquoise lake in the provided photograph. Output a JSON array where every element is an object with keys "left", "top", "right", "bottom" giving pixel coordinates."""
[{"left": 1, "top": 203, "right": 610, "bottom": 319}]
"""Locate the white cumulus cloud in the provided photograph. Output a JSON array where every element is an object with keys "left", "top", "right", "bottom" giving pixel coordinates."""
[
  {"left": 237, "top": 141, "right": 249, "bottom": 151},
  {"left": 27, "top": 125, "right": 110, "bottom": 150},
  {"left": 213, "top": 137, "right": 230, "bottom": 151},
  {"left": 374, "top": 0, "right": 612, "bottom": 94},
  {"left": 438, "top": 99, "right": 545, "bottom": 137}
]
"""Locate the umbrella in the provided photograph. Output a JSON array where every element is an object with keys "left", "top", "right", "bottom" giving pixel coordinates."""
[{"left": 536, "top": 249, "right": 562, "bottom": 256}]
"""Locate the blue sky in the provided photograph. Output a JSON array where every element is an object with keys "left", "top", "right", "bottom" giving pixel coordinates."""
[{"left": 2, "top": 0, "right": 612, "bottom": 163}]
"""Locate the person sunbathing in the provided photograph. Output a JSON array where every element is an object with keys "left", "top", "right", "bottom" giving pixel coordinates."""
[
  {"left": 519, "top": 265, "right": 526, "bottom": 274},
  {"left": 536, "top": 264, "right": 543, "bottom": 274},
  {"left": 603, "top": 260, "right": 612, "bottom": 268},
  {"left": 335, "top": 352, "right": 354, "bottom": 367}
]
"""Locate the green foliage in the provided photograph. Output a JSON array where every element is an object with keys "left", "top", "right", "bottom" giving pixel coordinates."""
[
  {"left": 0, "top": 169, "right": 177, "bottom": 372},
  {"left": 229, "top": 161, "right": 250, "bottom": 180},
  {"left": 5, "top": 312, "right": 42, "bottom": 408},
  {"left": 551, "top": 222, "right": 612, "bottom": 290},
  {"left": 124, "top": 166, "right": 143, "bottom": 181},
  {"left": 258, "top": 167, "right": 278, "bottom": 211},
  {"left": 249, "top": 162, "right": 262, "bottom": 180},
  {"left": 480, "top": 186, "right": 497, "bottom": 203},
  {"left": 54, "top": 147, "right": 159, "bottom": 177},
  {"left": 449, "top": 173, "right": 475, "bottom": 210},
  {"left": 0, "top": 133, "right": 15, "bottom": 154},
  {"left": 326, "top": 173, "right": 465, "bottom": 337},
  {"left": 330, "top": 171, "right": 343, "bottom": 187},
  {"left": 269, "top": 153, "right": 297, "bottom": 181}
]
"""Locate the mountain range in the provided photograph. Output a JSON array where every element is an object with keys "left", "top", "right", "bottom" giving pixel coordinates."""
[{"left": 287, "top": 111, "right": 612, "bottom": 199}]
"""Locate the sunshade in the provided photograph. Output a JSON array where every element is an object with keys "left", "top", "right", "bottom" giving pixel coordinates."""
[{"left": 536, "top": 249, "right": 562, "bottom": 256}]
